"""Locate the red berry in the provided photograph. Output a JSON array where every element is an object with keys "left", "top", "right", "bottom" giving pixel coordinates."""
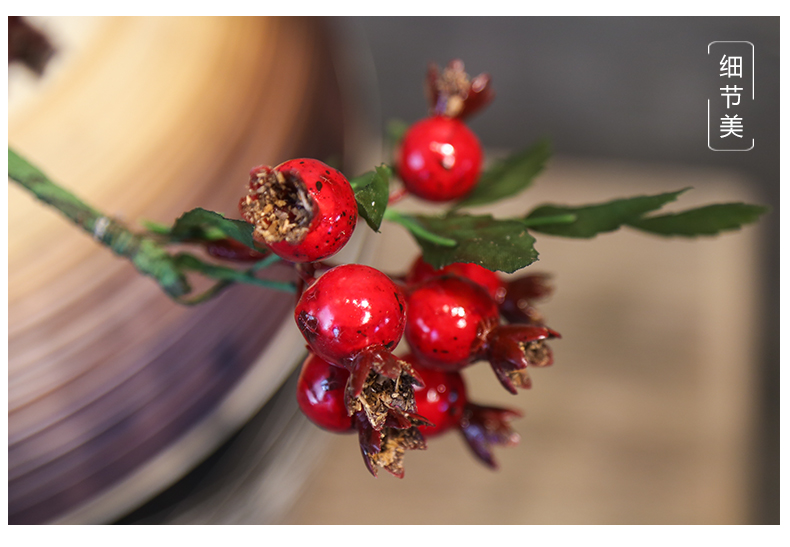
[
  {"left": 397, "top": 116, "right": 483, "bottom": 202},
  {"left": 295, "top": 264, "right": 407, "bottom": 367},
  {"left": 239, "top": 158, "right": 357, "bottom": 263},
  {"left": 296, "top": 354, "right": 428, "bottom": 478},
  {"left": 296, "top": 353, "right": 353, "bottom": 433},
  {"left": 405, "top": 275, "right": 499, "bottom": 370},
  {"left": 405, "top": 354, "right": 522, "bottom": 470},
  {"left": 406, "top": 256, "right": 506, "bottom": 305},
  {"left": 404, "top": 354, "right": 467, "bottom": 437}
]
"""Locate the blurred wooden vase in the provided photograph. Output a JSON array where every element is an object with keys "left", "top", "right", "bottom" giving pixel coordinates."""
[{"left": 8, "top": 16, "right": 372, "bottom": 524}]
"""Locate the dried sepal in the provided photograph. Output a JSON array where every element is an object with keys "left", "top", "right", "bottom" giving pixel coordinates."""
[
  {"left": 486, "top": 324, "right": 560, "bottom": 394},
  {"left": 345, "top": 345, "right": 427, "bottom": 431},
  {"left": 426, "top": 59, "right": 494, "bottom": 119},
  {"left": 355, "top": 411, "right": 428, "bottom": 478},
  {"left": 459, "top": 403, "right": 522, "bottom": 469},
  {"left": 240, "top": 166, "right": 315, "bottom": 246},
  {"left": 500, "top": 273, "right": 554, "bottom": 325},
  {"left": 470, "top": 314, "right": 500, "bottom": 361}
]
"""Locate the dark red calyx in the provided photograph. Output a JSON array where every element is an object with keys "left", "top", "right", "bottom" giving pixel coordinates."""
[
  {"left": 426, "top": 59, "right": 494, "bottom": 119},
  {"left": 355, "top": 410, "right": 427, "bottom": 479},
  {"left": 345, "top": 345, "right": 429, "bottom": 432},
  {"left": 459, "top": 403, "right": 522, "bottom": 469},
  {"left": 486, "top": 324, "right": 561, "bottom": 394},
  {"left": 500, "top": 273, "right": 554, "bottom": 325},
  {"left": 203, "top": 238, "right": 270, "bottom": 262}
]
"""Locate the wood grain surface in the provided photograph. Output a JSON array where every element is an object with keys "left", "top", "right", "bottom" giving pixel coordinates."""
[{"left": 8, "top": 16, "right": 366, "bottom": 524}]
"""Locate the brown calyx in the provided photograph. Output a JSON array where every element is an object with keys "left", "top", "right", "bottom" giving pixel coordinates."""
[
  {"left": 506, "top": 368, "right": 532, "bottom": 390},
  {"left": 426, "top": 59, "right": 494, "bottom": 119},
  {"left": 486, "top": 325, "right": 558, "bottom": 394},
  {"left": 240, "top": 168, "right": 315, "bottom": 246},
  {"left": 522, "top": 339, "right": 553, "bottom": 368},
  {"left": 365, "top": 426, "right": 426, "bottom": 478},
  {"left": 430, "top": 59, "right": 470, "bottom": 118},
  {"left": 347, "top": 363, "right": 424, "bottom": 431}
]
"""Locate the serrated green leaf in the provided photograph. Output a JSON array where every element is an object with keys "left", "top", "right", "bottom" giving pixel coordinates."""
[
  {"left": 170, "top": 208, "right": 259, "bottom": 249},
  {"left": 350, "top": 166, "right": 390, "bottom": 232},
  {"left": 454, "top": 139, "right": 551, "bottom": 209},
  {"left": 525, "top": 189, "right": 689, "bottom": 238},
  {"left": 627, "top": 203, "right": 769, "bottom": 236},
  {"left": 408, "top": 213, "right": 539, "bottom": 273}
]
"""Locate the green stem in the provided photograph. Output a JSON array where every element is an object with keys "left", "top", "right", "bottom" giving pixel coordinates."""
[
  {"left": 8, "top": 147, "right": 295, "bottom": 301},
  {"left": 9, "top": 147, "right": 191, "bottom": 297},
  {"left": 250, "top": 253, "right": 282, "bottom": 272},
  {"left": 175, "top": 280, "right": 235, "bottom": 306},
  {"left": 521, "top": 213, "right": 577, "bottom": 227},
  {"left": 384, "top": 209, "right": 457, "bottom": 247},
  {"left": 174, "top": 253, "right": 296, "bottom": 293}
]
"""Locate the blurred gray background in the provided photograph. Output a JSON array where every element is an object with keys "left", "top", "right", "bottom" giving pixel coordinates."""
[{"left": 344, "top": 16, "right": 779, "bottom": 524}]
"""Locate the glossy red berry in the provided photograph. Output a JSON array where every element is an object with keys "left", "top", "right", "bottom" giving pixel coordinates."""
[
  {"left": 405, "top": 354, "right": 522, "bottom": 469},
  {"left": 404, "top": 354, "right": 467, "bottom": 437},
  {"left": 405, "top": 275, "right": 499, "bottom": 370},
  {"left": 397, "top": 116, "right": 483, "bottom": 202},
  {"left": 295, "top": 264, "right": 407, "bottom": 368},
  {"left": 406, "top": 256, "right": 506, "bottom": 305},
  {"left": 239, "top": 158, "right": 357, "bottom": 263},
  {"left": 296, "top": 353, "right": 353, "bottom": 433}
]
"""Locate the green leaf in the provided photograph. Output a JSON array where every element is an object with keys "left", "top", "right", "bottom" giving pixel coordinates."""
[
  {"left": 627, "top": 203, "right": 769, "bottom": 237},
  {"left": 350, "top": 166, "right": 390, "bottom": 232},
  {"left": 169, "top": 208, "right": 260, "bottom": 249},
  {"left": 407, "top": 213, "right": 539, "bottom": 273},
  {"left": 525, "top": 189, "right": 689, "bottom": 238},
  {"left": 454, "top": 139, "right": 551, "bottom": 209}
]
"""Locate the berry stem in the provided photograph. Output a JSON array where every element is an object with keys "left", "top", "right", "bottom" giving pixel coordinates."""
[
  {"left": 387, "top": 186, "right": 409, "bottom": 206},
  {"left": 383, "top": 209, "right": 457, "bottom": 247},
  {"left": 8, "top": 147, "right": 296, "bottom": 300},
  {"left": 9, "top": 147, "right": 191, "bottom": 298},
  {"left": 174, "top": 253, "right": 296, "bottom": 293}
]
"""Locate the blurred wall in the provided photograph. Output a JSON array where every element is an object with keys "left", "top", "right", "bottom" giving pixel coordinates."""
[{"left": 344, "top": 16, "right": 779, "bottom": 523}]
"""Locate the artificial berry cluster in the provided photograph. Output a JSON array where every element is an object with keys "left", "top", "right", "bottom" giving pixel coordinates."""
[{"left": 237, "top": 60, "right": 560, "bottom": 478}]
